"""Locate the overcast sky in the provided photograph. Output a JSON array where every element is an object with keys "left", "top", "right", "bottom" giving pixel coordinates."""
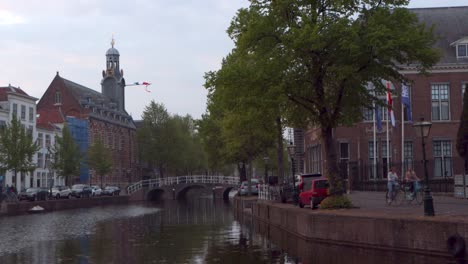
[{"left": 0, "top": 0, "right": 467, "bottom": 120}]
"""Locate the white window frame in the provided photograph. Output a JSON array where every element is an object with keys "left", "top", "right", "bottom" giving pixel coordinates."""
[
  {"left": 457, "top": 44, "right": 468, "bottom": 58},
  {"left": 431, "top": 83, "right": 450, "bottom": 121}
]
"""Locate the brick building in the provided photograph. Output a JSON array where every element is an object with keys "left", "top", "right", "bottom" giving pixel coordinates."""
[
  {"left": 303, "top": 7, "right": 468, "bottom": 184},
  {"left": 37, "top": 40, "right": 137, "bottom": 186}
]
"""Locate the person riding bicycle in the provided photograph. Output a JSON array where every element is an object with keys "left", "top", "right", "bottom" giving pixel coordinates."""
[
  {"left": 405, "top": 168, "right": 421, "bottom": 196},
  {"left": 387, "top": 167, "right": 399, "bottom": 200}
]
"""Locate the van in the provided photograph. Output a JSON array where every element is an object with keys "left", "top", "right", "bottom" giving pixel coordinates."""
[{"left": 298, "top": 177, "right": 329, "bottom": 209}]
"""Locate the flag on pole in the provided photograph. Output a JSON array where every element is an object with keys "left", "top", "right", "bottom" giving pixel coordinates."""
[
  {"left": 132, "top": 82, "right": 152, "bottom": 92},
  {"left": 387, "top": 82, "right": 396, "bottom": 127},
  {"left": 401, "top": 84, "right": 412, "bottom": 122},
  {"left": 375, "top": 106, "right": 383, "bottom": 132}
]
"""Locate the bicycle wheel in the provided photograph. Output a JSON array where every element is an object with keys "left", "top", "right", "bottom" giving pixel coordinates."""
[
  {"left": 385, "top": 191, "right": 392, "bottom": 206},
  {"left": 415, "top": 189, "right": 424, "bottom": 205},
  {"left": 394, "top": 190, "right": 405, "bottom": 205}
]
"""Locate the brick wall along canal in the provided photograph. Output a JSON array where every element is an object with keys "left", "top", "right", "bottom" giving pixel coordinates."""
[{"left": 0, "top": 198, "right": 458, "bottom": 264}]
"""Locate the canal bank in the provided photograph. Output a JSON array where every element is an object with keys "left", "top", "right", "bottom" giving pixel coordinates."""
[
  {"left": 234, "top": 195, "right": 468, "bottom": 259},
  {"left": 0, "top": 195, "right": 129, "bottom": 216}
]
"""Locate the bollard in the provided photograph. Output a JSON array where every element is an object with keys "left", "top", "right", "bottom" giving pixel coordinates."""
[{"left": 172, "top": 188, "right": 175, "bottom": 200}]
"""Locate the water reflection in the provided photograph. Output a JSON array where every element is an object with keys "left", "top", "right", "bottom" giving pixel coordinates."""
[{"left": 0, "top": 198, "right": 462, "bottom": 264}]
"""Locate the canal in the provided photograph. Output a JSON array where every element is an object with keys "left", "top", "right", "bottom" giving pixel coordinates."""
[{"left": 0, "top": 196, "right": 460, "bottom": 264}]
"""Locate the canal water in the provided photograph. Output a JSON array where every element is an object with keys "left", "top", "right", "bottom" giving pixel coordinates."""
[{"left": 0, "top": 197, "right": 461, "bottom": 264}]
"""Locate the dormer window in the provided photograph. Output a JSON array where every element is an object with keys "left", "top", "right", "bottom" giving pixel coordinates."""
[
  {"left": 54, "top": 91, "right": 62, "bottom": 104},
  {"left": 458, "top": 44, "right": 468, "bottom": 58}
]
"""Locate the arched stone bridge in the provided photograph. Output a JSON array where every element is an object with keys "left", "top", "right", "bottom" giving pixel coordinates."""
[{"left": 127, "top": 175, "right": 239, "bottom": 201}]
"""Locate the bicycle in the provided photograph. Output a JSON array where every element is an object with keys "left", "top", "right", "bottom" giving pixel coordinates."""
[
  {"left": 385, "top": 182, "right": 404, "bottom": 206},
  {"left": 400, "top": 181, "right": 424, "bottom": 205}
]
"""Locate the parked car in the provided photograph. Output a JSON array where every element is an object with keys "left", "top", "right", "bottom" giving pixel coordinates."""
[
  {"left": 102, "top": 186, "right": 121, "bottom": 196},
  {"left": 71, "top": 184, "right": 92, "bottom": 198},
  {"left": 280, "top": 173, "right": 322, "bottom": 203},
  {"left": 91, "top": 185, "right": 102, "bottom": 196},
  {"left": 298, "top": 178, "right": 329, "bottom": 209},
  {"left": 50, "top": 186, "right": 72, "bottom": 199},
  {"left": 238, "top": 179, "right": 260, "bottom": 196},
  {"left": 18, "top": 187, "right": 50, "bottom": 201}
]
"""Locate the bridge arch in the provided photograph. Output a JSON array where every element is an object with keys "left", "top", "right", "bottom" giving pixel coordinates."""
[
  {"left": 176, "top": 185, "right": 206, "bottom": 200},
  {"left": 147, "top": 189, "right": 165, "bottom": 202},
  {"left": 222, "top": 186, "right": 235, "bottom": 201}
]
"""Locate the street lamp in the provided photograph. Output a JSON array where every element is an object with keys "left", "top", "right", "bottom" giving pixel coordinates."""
[
  {"left": 413, "top": 118, "right": 435, "bottom": 216},
  {"left": 263, "top": 156, "right": 269, "bottom": 184},
  {"left": 287, "top": 141, "right": 298, "bottom": 205}
]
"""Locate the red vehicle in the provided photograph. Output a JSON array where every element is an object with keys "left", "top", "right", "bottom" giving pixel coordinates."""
[{"left": 298, "top": 177, "right": 329, "bottom": 209}]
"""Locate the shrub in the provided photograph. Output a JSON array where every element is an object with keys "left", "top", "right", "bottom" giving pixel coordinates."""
[{"left": 319, "top": 195, "right": 353, "bottom": 209}]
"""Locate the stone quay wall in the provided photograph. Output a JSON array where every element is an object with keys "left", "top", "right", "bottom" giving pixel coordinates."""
[{"left": 234, "top": 197, "right": 468, "bottom": 258}]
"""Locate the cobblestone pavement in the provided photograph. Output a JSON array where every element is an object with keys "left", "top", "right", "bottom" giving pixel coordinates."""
[{"left": 345, "top": 191, "right": 468, "bottom": 219}]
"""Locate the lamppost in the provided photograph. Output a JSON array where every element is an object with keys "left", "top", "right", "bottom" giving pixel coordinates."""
[
  {"left": 263, "top": 156, "right": 269, "bottom": 184},
  {"left": 413, "top": 118, "right": 435, "bottom": 216},
  {"left": 287, "top": 141, "right": 298, "bottom": 205}
]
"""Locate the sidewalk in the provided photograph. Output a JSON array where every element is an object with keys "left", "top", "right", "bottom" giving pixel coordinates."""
[{"left": 345, "top": 191, "right": 468, "bottom": 221}]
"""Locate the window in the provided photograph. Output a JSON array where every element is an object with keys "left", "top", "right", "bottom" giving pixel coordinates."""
[
  {"left": 20, "top": 105, "right": 26, "bottom": 120},
  {"left": 54, "top": 91, "right": 62, "bottom": 104},
  {"left": 28, "top": 125, "right": 33, "bottom": 137},
  {"left": 403, "top": 141, "right": 413, "bottom": 172},
  {"left": 339, "top": 142, "right": 349, "bottom": 179},
  {"left": 12, "top": 103, "right": 17, "bottom": 117},
  {"left": 381, "top": 141, "right": 391, "bottom": 178},
  {"left": 45, "top": 154, "right": 51, "bottom": 169},
  {"left": 433, "top": 140, "right": 452, "bottom": 178},
  {"left": 431, "top": 83, "right": 450, "bottom": 121},
  {"left": 29, "top": 107, "right": 34, "bottom": 122},
  {"left": 0, "top": 120, "right": 6, "bottom": 130},
  {"left": 45, "top": 134, "right": 51, "bottom": 147},
  {"left": 37, "top": 153, "right": 44, "bottom": 168},
  {"left": 368, "top": 142, "right": 377, "bottom": 180},
  {"left": 307, "top": 145, "right": 321, "bottom": 173},
  {"left": 457, "top": 44, "right": 468, "bottom": 58},
  {"left": 362, "top": 107, "right": 373, "bottom": 121},
  {"left": 37, "top": 133, "right": 43, "bottom": 147}
]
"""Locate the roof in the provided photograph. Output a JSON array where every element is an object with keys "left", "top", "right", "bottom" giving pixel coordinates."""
[
  {"left": 0, "top": 85, "right": 34, "bottom": 101},
  {"left": 410, "top": 6, "right": 468, "bottom": 64},
  {"left": 106, "top": 47, "right": 120, "bottom": 56},
  {"left": 36, "top": 122, "right": 61, "bottom": 132}
]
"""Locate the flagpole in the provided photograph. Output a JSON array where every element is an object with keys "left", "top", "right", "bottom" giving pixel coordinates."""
[
  {"left": 386, "top": 100, "right": 389, "bottom": 176},
  {"left": 373, "top": 102, "right": 377, "bottom": 181},
  {"left": 401, "top": 90, "right": 405, "bottom": 176}
]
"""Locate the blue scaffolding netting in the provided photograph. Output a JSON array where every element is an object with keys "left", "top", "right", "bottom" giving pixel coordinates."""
[{"left": 66, "top": 117, "right": 89, "bottom": 183}]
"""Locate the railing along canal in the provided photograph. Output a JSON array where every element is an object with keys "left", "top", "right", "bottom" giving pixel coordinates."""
[{"left": 127, "top": 175, "right": 239, "bottom": 194}]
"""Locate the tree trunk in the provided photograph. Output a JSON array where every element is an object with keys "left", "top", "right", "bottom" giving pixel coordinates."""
[
  {"left": 276, "top": 117, "right": 284, "bottom": 184},
  {"left": 238, "top": 162, "right": 247, "bottom": 182},
  {"left": 247, "top": 155, "right": 253, "bottom": 196},
  {"left": 322, "top": 125, "right": 343, "bottom": 195}
]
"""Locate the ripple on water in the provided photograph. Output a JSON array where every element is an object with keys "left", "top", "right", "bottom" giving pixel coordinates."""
[{"left": 0, "top": 204, "right": 160, "bottom": 256}]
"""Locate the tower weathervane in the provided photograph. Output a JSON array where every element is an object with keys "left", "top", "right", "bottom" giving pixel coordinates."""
[{"left": 111, "top": 34, "right": 115, "bottom": 48}]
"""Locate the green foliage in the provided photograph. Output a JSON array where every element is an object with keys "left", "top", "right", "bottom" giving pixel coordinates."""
[
  {"left": 226, "top": 0, "right": 439, "bottom": 195},
  {"left": 457, "top": 87, "right": 468, "bottom": 160},
  {"left": 48, "top": 125, "right": 81, "bottom": 186},
  {"left": 0, "top": 116, "right": 39, "bottom": 178},
  {"left": 137, "top": 101, "right": 208, "bottom": 177},
  {"left": 88, "top": 139, "right": 112, "bottom": 187},
  {"left": 319, "top": 195, "right": 353, "bottom": 209}
]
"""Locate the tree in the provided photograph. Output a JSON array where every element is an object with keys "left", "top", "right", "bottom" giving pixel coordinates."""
[
  {"left": 0, "top": 116, "right": 39, "bottom": 187},
  {"left": 88, "top": 139, "right": 112, "bottom": 187},
  {"left": 457, "top": 87, "right": 468, "bottom": 172},
  {"left": 49, "top": 124, "right": 81, "bottom": 186},
  {"left": 229, "top": 0, "right": 439, "bottom": 195},
  {"left": 137, "top": 101, "right": 172, "bottom": 178}
]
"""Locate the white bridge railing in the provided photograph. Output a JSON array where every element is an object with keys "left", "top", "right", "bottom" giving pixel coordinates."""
[
  {"left": 127, "top": 175, "right": 240, "bottom": 195},
  {"left": 258, "top": 184, "right": 281, "bottom": 201}
]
